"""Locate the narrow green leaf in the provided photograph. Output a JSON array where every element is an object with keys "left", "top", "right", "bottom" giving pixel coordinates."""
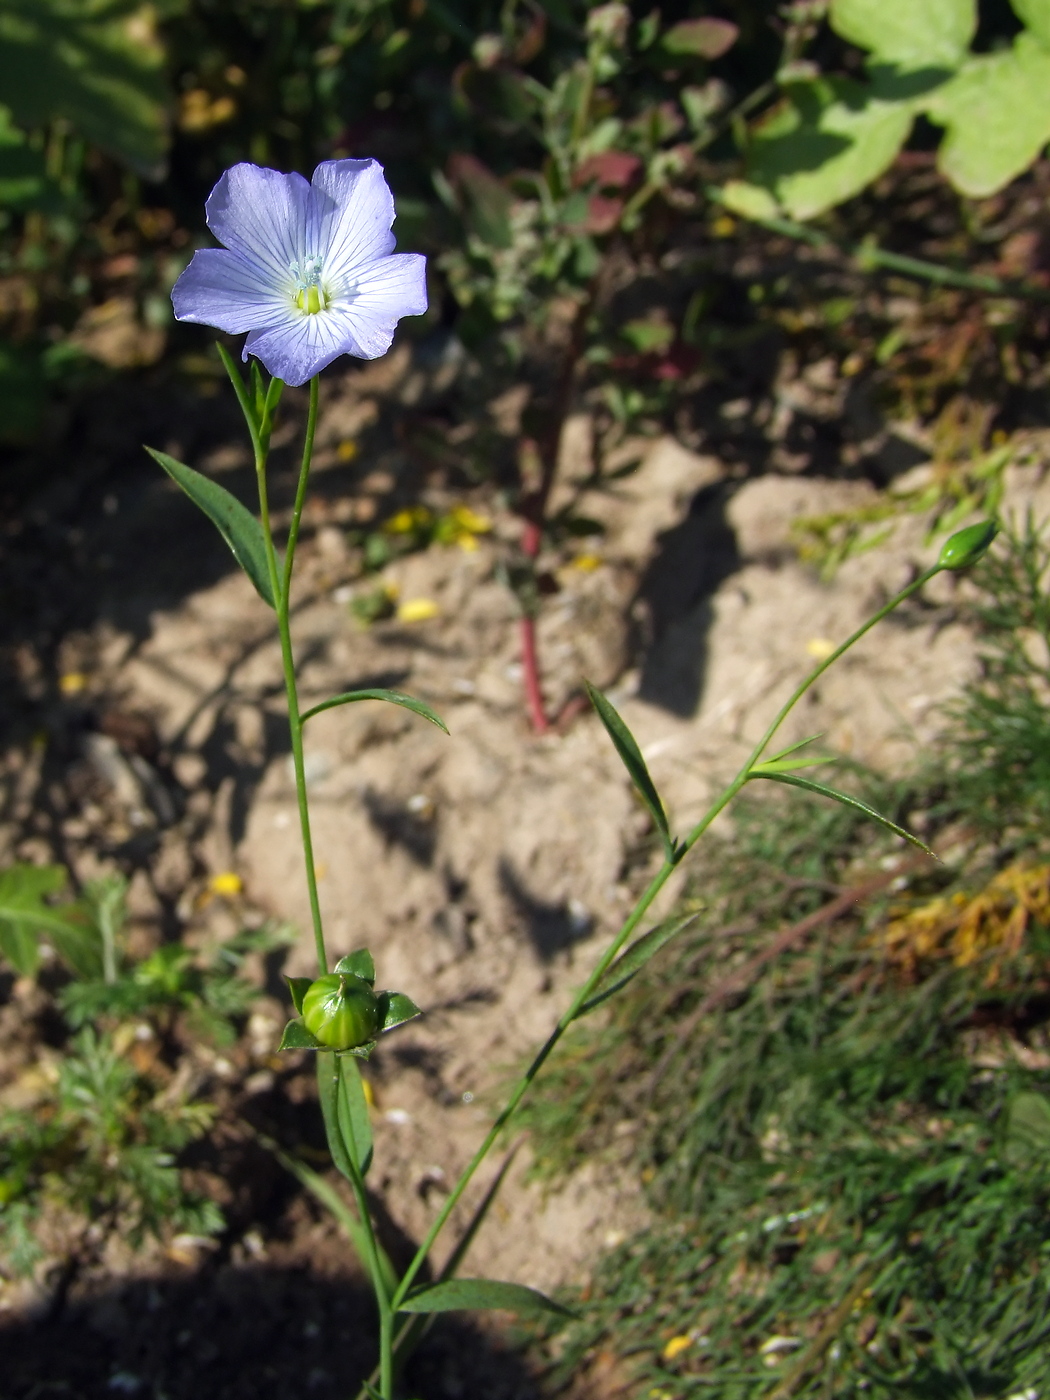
[
  {"left": 300, "top": 688, "right": 448, "bottom": 732},
  {"left": 576, "top": 911, "right": 702, "bottom": 1018},
  {"left": 317, "top": 1057, "right": 355, "bottom": 1182},
  {"left": 334, "top": 949, "right": 377, "bottom": 985},
  {"left": 1004, "top": 1091, "right": 1050, "bottom": 1166},
  {"left": 145, "top": 447, "right": 277, "bottom": 609},
  {"left": 286, "top": 976, "right": 313, "bottom": 1016},
  {"left": 585, "top": 682, "right": 672, "bottom": 854},
  {"left": 749, "top": 772, "right": 936, "bottom": 857},
  {"left": 399, "top": 1278, "right": 573, "bottom": 1317},
  {"left": 377, "top": 991, "right": 422, "bottom": 1033},
  {"left": 764, "top": 733, "right": 826, "bottom": 764},
  {"left": 750, "top": 754, "right": 836, "bottom": 775},
  {"left": 338, "top": 1055, "right": 374, "bottom": 1178},
  {"left": 278, "top": 1017, "right": 325, "bottom": 1051}
]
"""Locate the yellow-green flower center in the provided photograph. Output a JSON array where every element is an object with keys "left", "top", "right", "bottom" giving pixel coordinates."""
[{"left": 290, "top": 255, "right": 328, "bottom": 314}]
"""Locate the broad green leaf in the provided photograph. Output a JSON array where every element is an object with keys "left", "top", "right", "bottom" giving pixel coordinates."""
[
  {"left": 924, "top": 34, "right": 1050, "bottom": 197},
  {"left": 576, "top": 911, "right": 701, "bottom": 1018},
  {"left": 46, "top": 907, "right": 104, "bottom": 981},
  {"left": 749, "top": 772, "right": 936, "bottom": 857},
  {"left": 285, "top": 976, "right": 313, "bottom": 1016},
  {"left": 830, "top": 0, "right": 975, "bottom": 68},
  {"left": 1004, "top": 1090, "right": 1050, "bottom": 1166},
  {"left": 377, "top": 991, "right": 422, "bottom": 1033},
  {"left": 145, "top": 448, "right": 277, "bottom": 609},
  {"left": 0, "top": 863, "right": 91, "bottom": 977},
  {"left": 1014, "top": 0, "right": 1050, "bottom": 49},
  {"left": 300, "top": 688, "right": 448, "bottom": 731},
  {"left": 585, "top": 682, "right": 672, "bottom": 855},
  {"left": 0, "top": 0, "right": 170, "bottom": 177},
  {"left": 337, "top": 1055, "right": 374, "bottom": 1178},
  {"left": 748, "top": 78, "right": 915, "bottom": 220},
  {"left": 271, "top": 1145, "right": 398, "bottom": 1296},
  {"left": 399, "top": 1278, "right": 572, "bottom": 1317},
  {"left": 279, "top": 1016, "right": 325, "bottom": 1051}
]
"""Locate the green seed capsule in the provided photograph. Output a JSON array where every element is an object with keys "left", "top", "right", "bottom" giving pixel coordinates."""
[
  {"left": 938, "top": 520, "right": 998, "bottom": 571},
  {"left": 301, "top": 973, "right": 380, "bottom": 1050}
]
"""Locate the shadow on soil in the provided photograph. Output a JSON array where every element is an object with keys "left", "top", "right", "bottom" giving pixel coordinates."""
[
  {"left": 1, "top": 1264, "right": 542, "bottom": 1400},
  {"left": 634, "top": 481, "right": 742, "bottom": 717}
]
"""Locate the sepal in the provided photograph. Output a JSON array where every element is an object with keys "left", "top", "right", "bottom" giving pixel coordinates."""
[
  {"left": 377, "top": 990, "right": 422, "bottom": 1032},
  {"left": 285, "top": 976, "right": 313, "bottom": 1015},
  {"left": 278, "top": 1016, "right": 325, "bottom": 1051},
  {"left": 333, "top": 949, "right": 376, "bottom": 985}
]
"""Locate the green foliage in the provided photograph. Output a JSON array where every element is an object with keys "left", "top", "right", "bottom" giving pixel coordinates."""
[
  {"left": 0, "top": 0, "right": 170, "bottom": 178},
  {"left": 0, "top": 863, "right": 92, "bottom": 978},
  {"left": 0, "top": 1028, "right": 221, "bottom": 1274},
  {"left": 940, "top": 516, "right": 1050, "bottom": 841},
  {"left": 727, "top": 0, "right": 1050, "bottom": 218},
  {"left": 585, "top": 682, "right": 673, "bottom": 859},
  {"left": 524, "top": 524, "right": 1050, "bottom": 1395}
]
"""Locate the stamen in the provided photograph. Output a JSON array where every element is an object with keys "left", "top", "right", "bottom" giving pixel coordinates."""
[{"left": 289, "top": 255, "right": 328, "bottom": 313}]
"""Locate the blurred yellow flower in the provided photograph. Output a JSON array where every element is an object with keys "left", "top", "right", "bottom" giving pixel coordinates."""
[
  {"left": 59, "top": 672, "right": 88, "bottom": 695},
  {"left": 397, "top": 597, "right": 440, "bottom": 623},
  {"left": 662, "top": 1334, "right": 692, "bottom": 1361},
  {"left": 209, "top": 871, "right": 243, "bottom": 897}
]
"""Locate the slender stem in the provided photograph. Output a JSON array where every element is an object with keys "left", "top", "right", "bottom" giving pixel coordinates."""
[
  {"left": 520, "top": 614, "right": 549, "bottom": 735},
  {"left": 390, "top": 560, "right": 945, "bottom": 1310},
  {"left": 283, "top": 376, "right": 318, "bottom": 598},
  {"left": 254, "top": 373, "right": 328, "bottom": 973}
]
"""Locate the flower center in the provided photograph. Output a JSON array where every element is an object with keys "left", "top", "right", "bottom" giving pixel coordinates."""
[{"left": 290, "top": 255, "right": 328, "bottom": 314}]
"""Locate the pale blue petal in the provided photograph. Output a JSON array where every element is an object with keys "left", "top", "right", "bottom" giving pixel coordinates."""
[
  {"left": 336, "top": 254, "right": 429, "bottom": 355},
  {"left": 172, "top": 248, "right": 292, "bottom": 333},
  {"left": 242, "top": 310, "right": 361, "bottom": 386},
  {"left": 205, "top": 163, "right": 315, "bottom": 285},
  {"left": 311, "top": 159, "right": 397, "bottom": 286},
  {"left": 243, "top": 254, "right": 427, "bottom": 383}
]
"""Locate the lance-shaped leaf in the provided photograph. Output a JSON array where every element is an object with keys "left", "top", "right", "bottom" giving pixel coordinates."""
[
  {"left": 286, "top": 976, "right": 313, "bottom": 1015},
  {"left": 585, "top": 682, "right": 673, "bottom": 856},
  {"left": 145, "top": 448, "right": 277, "bottom": 609},
  {"left": 279, "top": 1016, "right": 325, "bottom": 1051},
  {"left": 300, "top": 688, "right": 448, "bottom": 732},
  {"left": 749, "top": 772, "right": 936, "bottom": 857},
  {"left": 317, "top": 1056, "right": 354, "bottom": 1182},
  {"left": 575, "top": 911, "right": 701, "bottom": 1019},
  {"left": 377, "top": 991, "right": 422, "bottom": 1033},
  {"left": 337, "top": 1055, "right": 373, "bottom": 1178},
  {"left": 398, "top": 1278, "right": 573, "bottom": 1317},
  {"left": 334, "top": 950, "right": 377, "bottom": 985},
  {"left": 750, "top": 753, "right": 837, "bottom": 775}
]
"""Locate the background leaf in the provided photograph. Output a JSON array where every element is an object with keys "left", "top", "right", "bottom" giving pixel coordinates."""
[
  {"left": 0, "top": 0, "right": 170, "bottom": 177},
  {"left": 145, "top": 448, "right": 276, "bottom": 609},
  {"left": 750, "top": 772, "right": 935, "bottom": 856},
  {"left": 399, "top": 1277, "right": 572, "bottom": 1317},
  {"left": 830, "top": 0, "right": 976, "bottom": 68},
  {"left": 0, "top": 863, "right": 90, "bottom": 978},
  {"left": 924, "top": 34, "right": 1050, "bottom": 197},
  {"left": 748, "top": 78, "right": 915, "bottom": 220}
]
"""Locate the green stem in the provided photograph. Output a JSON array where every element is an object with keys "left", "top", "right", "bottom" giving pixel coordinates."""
[
  {"left": 254, "top": 373, "right": 328, "bottom": 973},
  {"left": 390, "top": 560, "right": 945, "bottom": 1311}
]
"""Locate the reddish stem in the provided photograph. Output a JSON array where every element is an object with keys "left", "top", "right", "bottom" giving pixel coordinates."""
[{"left": 520, "top": 613, "right": 549, "bottom": 735}]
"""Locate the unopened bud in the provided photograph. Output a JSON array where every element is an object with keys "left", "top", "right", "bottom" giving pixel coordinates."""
[
  {"left": 938, "top": 520, "right": 998, "bottom": 571},
  {"left": 301, "top": 973, "right": 380, "bottom": 1050}
]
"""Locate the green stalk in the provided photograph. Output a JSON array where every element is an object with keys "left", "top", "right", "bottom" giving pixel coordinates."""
[
  {"left": 253, "top": 373, "right": 328, "bottom": 974},
  {"left": 389, "top": 560, "right": 944, "bottom": 1310}
]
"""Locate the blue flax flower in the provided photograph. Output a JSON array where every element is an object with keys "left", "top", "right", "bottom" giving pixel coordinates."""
[{"left": 172, "top": 159, "right": 427, "bottom": 386}]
